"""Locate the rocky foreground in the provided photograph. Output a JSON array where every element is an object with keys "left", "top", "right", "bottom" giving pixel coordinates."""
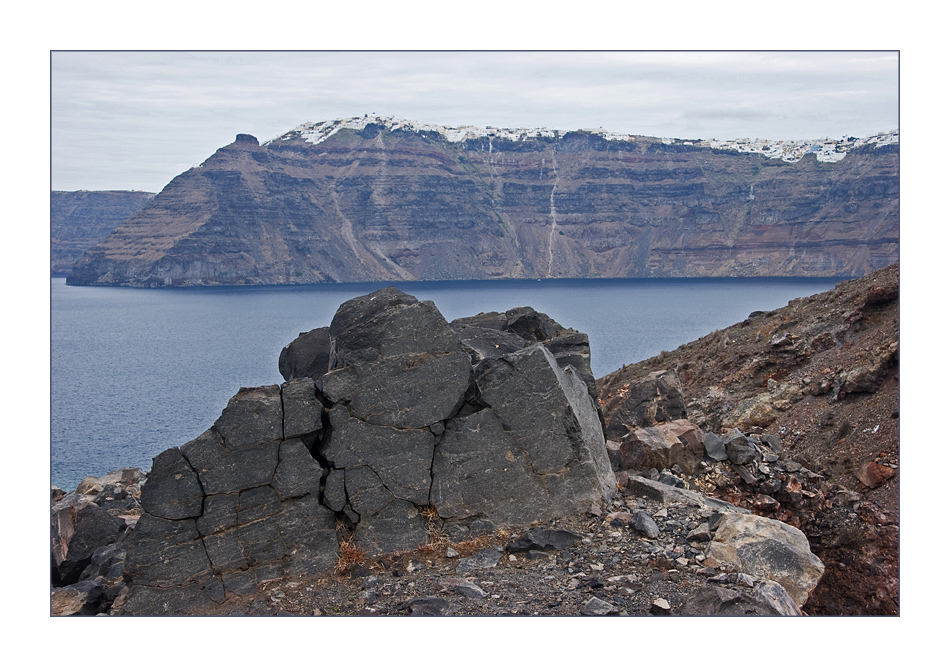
[{"left": 50, "top": 262, "right": 898, "bottom": 616}]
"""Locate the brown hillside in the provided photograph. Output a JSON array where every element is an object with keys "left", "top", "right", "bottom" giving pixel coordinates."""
[{"left": 599, "top": 261, "right": 899, "bottom": 614}]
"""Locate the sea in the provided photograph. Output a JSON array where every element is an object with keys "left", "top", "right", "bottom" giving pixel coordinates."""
[{"left": 50, "top": 275, "right": 842, "bottom": 491}]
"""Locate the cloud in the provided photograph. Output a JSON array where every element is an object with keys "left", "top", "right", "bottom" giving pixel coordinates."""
[{"left": 50, "top": 51, "right": 899, "bottom": 192}]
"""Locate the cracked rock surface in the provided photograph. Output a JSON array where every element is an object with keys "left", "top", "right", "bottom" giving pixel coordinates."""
[{"left": 111, "top": 287, "right": 616, "bottom": 615}]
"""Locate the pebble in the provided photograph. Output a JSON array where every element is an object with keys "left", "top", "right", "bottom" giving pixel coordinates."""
[
  {"left": 650, "top": 598, "right": 672, "bottom": 615},
  {"left": 581, "top": 596, "right": 617, "bottom": 616}
]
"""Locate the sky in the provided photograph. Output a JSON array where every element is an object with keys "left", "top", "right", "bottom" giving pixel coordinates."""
[{"left": 50, "top": 50, "right": 899, "bottom": 193}]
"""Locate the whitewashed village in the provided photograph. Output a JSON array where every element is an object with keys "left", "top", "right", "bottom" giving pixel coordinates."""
[{"left": 277, "top": 113, "right": 898, "bottom": 165}]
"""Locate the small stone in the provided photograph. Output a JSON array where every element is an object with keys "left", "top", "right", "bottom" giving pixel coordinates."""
[
  {"left": 406, "top": 596, "right": 452, "bottom": 616},
  {"left": 445, "top": 547, "right": 459, "bottom": 558},
  {"left": 581, "top": 596, "right": 617, "bottom": 616},
  {"left": 358, "top": 589, "right": 380, "bottom": 603},
  {"left": 629, "top": 511, "right": 660, "bottom": 539},
  {"left": 455, "top": 582, "right": 488, "bottom": 599},
  {"left": 687, "top": 524, "right": 712, "bottom": 542},
  {"left": 736, "top": 573, "right": 756, "bottom": 587},
  {"left": 675, "top": 557, "right": 690, "bottom": 568},
  {"left": 456, "top": 547, "right": 502, "bottom": 573},
  {"left": 650, "top": 598, "right": 672, "bottom": 615}
]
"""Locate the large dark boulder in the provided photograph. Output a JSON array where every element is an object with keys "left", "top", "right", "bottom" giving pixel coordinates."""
[{"left": 115, "top": 287, "right": 615, "bottom": 614}]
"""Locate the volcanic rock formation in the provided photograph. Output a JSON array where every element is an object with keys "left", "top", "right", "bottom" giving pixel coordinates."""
[
  {"left": 114, "top": 287, "right": 616, "bottom": 614},
  {"left": 66, "top": 116, "right": 898, "bottom": 287}
]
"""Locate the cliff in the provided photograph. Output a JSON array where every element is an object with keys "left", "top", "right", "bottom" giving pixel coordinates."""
[
  {"left": 51, "top": 190, "right": 154, "bottom": 275},
  {"left": 66, "top": 116, "right": 898, "bottom": 287}
]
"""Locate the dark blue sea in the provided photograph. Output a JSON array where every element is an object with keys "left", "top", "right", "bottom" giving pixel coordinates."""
[{"left": 50, "top": 276, "right": 841, "bottom": 490}]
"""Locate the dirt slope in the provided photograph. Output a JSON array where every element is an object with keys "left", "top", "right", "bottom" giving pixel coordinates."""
[{"left": 598, "top": 261, "right": 899, "bottom": 614}]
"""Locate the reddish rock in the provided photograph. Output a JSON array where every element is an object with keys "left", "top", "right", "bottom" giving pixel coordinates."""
[{"left": 854, "top": 462, "right": 896, "bottom": 489}]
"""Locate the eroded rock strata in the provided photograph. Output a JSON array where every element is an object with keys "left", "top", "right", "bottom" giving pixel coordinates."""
[
  {"left": 67, "top": 117, "right": 898, "bottom": 287},
  {"left": 51, "top": 190, "right": 154, "bottom": 275}
]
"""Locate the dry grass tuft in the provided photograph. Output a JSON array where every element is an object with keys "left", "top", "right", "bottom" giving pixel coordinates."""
[
  {"left": 451, "top": 535, "right": 494, "bottom": 557},
  {"left": 335, "top": 536, "right": 367, "bottom": 574}
]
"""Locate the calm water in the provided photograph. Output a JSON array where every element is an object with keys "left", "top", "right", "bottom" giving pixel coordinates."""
[{"left": 50, "top": 276, "right": 840, "bottom": 490}]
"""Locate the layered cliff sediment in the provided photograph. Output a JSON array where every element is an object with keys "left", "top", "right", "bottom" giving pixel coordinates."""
[
  {"left": 67, "top": 118, "right": 898, "bottom": 287},
  {"left": 51, "top": 190, "right": 154, "bottom": 275}
]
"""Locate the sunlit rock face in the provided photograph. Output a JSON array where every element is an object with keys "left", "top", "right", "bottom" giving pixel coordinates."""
[{"left": 67, "top": 117, "right": 898, "bottom": 287}]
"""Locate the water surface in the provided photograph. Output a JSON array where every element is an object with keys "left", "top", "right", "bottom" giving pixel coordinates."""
[{"left": 50, "top": 276, "right": 841, "bottom": 489}]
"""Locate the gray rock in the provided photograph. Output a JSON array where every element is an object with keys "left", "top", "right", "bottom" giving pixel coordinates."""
[
  {"left": 431, "top": 409, "right": 548, "bottom": 526},
  {"left": 625, "top": 475, "right": 746, "bottom": 514},
  {"left": 753, "top": 579, "right": 802, "bottom": 616},
  {"left": 117, "top": 581, "right": 222, "bottom": 616},
  {"left": 213, "top": 385, "right": 283, "bottom": 450},
  {"left": 406, "top": 596, "right": 453, "bottom": 616},
  {"left": 280, "top": 378, "right": 323, "bottom": 440},
  {"left": 474, "top": 343, "right": 615, "bottom": 506},
  {"left": 78, "top": 542, "right": 128, "bottom": 583},
  {"left": 323, "top": 405, "right": 434, "bottom": 506},
  {"left": 680, "top": 585, "right": 781, "bottom": 616},
  {"left": 278, "top": 326, "right": 331, "bottom": 382},
  {"left": 352, "top": 499, "right": 429, "bottom": 556},
  {"left": 704, "top": 432, "right": 728, "bottom": 461},
  {"left": 724, "top": 429, "right": 757, "bottom": 465},
  {"left": 455, "top": 581, "right": 488, "bottom": 599},
  {"left": 453, "top": 307, "right": 599, "bottom": 404},
  {"left": 629, "top": 511, "right": 660, "bottom": 539},
  {"left": 122, "top": 514, "right": 213, "bottom": 588},
  {"left": 760, "top": 434, "right": 783, "bottom": 454},
  {"left": 508, "top": 528, "right": 582, "bottom": 552},
  {"left": 324, "top": 288, "right": 471, "bottom": 428},
  {"left": 581, "top": 596, "right": 618, "bottom": 616},
  {"left": 456, "top": 547, "right": 503, "bottom": 573},
  {"left": 686, "top": 524, "right": 713, "bottom": 542},
  {"left": 139, "top": 448, "right": 204, "bottom": 520},
  {"left": 276, "top": 493, "right": 339, "bottom": 576},
  {"left": 181, "top": 429, "right": 279, "bottom": 495},
  {"left": 51, "top": 496, "right": 124, "bottom": 585},
  {"left": 272, "top": 439, "right": 324, "bottom": 500},
  {"left": 452, "top": 324, "right": 530, "bottom": 362}
]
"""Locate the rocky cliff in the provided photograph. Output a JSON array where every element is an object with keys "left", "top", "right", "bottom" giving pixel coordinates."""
[
  {"left": 66, "top": 116, "right": 898, "bottom": 287},
  {"left": 51, "top": 190, "right": 154, "bottom": 275}
]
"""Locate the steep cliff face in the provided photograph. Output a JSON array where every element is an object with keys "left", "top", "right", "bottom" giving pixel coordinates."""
[
  {"left": 51, "top": 190, "right": 154, "bottom": 275},
  {"left": 67, "top": 119, "right": 898, "bottom": 287}
]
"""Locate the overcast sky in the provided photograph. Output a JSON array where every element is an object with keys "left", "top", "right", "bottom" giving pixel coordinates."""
[{"left": 51, "top": 50, "right": 898, "bottom": 193}]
